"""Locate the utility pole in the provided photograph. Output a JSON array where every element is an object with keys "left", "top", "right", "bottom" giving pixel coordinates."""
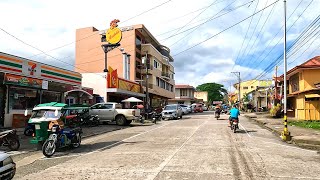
[
  {"left": 142, "top": 52, "right": 149, "bottom": 117},
  {"left": 281, "top": 0, "right": 291, "bottom": 141},
  {"left": 231, "top": 72, "right": 241, "bottom": 107},
  {"left": 275, "top": 66, "right": 278, "bottom": 104}
]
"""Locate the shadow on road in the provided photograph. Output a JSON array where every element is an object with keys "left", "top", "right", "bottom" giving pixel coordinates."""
[{"left": 234, "top": 129, "right": 257, "bottom": 134}]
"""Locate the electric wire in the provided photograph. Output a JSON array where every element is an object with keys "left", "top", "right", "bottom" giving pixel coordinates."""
[
  {"left": 242, "top": 0, "right": 313, "bottom": 80},
  {"left": 164, "top": 0, "right": 220, "bottom": 42},
  {"left": 26, "top": 0, "right": 173, "bottom": 59},
  {"left": 169, "top": 0, "right": 238, "bottom": 48},
  {"left": 172, "top": 0, "right": 279, "bottom": 57},
  {"left": 232, "top": 0, "right": 260, "bottom": 69}
]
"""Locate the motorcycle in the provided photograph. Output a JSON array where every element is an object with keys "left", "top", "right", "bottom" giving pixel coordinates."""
[
  {"left": 24, "top": 123, "right": 35, "bottom": 136},
  {"left": 42, "top": 124, "right": 82, "bottom": 157},
  {"left": 0, "top": 129, "right": 20, "bottom": 150},
  {"left": 230, "top": 118, "right": 239, "bottom": 133},
  {"left": 77, "top": 112, "right": 100, "bottom": 127},
  {"left": 152, "top": 111, "right": 162, "bottom": 124},
  {"left": 215, "top": 109, "right": 221, "bottom": 120}
]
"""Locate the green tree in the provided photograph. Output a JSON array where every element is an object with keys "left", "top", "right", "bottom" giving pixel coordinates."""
[{"left": 196, "top": 83, "right": 228, "bottom": 103}]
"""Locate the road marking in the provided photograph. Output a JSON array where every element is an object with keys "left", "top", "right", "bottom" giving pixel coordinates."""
[
  {"left": 239, "top": 123, "right": 252, "bottom": 138},
  {"left": 147, "top": 119, "right": 208, "bottom": 180}
]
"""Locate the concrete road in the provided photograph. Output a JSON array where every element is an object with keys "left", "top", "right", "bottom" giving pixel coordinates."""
[{"left": 14, "top": 112, "right": 320, "bottom": 180}]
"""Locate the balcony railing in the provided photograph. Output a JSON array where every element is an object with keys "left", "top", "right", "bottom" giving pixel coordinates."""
[
  {"left": 161, "top": 72, "right": 171, "bottom": 79},
  {"left": 142, "top": 82, "right": 154, "bottom": 89}
]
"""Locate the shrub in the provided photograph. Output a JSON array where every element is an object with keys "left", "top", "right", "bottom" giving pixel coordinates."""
[{"left": 270, "top": 104, "right": 282, "bottom": 118}]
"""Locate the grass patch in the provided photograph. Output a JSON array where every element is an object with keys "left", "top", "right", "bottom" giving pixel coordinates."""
[{"left": 288, "top": 121, "right": 320, "bottom": 130}]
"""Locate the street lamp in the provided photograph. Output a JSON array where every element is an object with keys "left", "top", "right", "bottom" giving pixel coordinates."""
[{"left": 101, "top": 43, "right": 120, "bottom": 73}]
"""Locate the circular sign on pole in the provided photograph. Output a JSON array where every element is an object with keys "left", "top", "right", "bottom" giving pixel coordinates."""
[{"left": 106, "top": 27, "right": 122, "bottom": 44}]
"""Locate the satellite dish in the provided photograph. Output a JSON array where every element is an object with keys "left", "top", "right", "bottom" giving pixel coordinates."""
[
  {"left": 54, "top": 109, "right": 58, "bottom": 116},
  {"left": 24, "top": 109, "right": 28, "bottom": 116}
]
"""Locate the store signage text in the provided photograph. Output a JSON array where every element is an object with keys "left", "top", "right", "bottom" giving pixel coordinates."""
[
  {"left": 5, "top": 74, "right": 42, "bottom": 88},
  {"left": 106, "top": 19, "right": 122, "bottom": 44},
  {"left": 107, "top": 66, "right": 140, "bottom": 93}
]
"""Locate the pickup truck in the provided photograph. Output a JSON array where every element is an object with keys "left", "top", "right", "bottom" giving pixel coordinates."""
[{"left": 89, "top": 102, "right": 140, "bottom": 126}]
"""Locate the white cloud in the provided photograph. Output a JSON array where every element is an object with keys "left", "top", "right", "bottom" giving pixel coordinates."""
[{"left": 1, "top": 0, "right": 320, "bottom": 91}]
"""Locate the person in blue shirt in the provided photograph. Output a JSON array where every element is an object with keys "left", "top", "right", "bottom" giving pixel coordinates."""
[{"left": 229, "top": 105, "right": 240, "bottom": 126}]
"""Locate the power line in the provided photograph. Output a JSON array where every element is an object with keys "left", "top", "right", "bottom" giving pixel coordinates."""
[
  {"left": 232, "top": 0, "right": 260, "bottom": 69},
  {"left": 242, "top": 0, "right": 313, "bottom": 80},
  {"left": 0, "top": 27, "right": 105, "bottom": 78},
  {"left": 27, "top": 0, "right": 173, "bottom": 59},
  {"left": 241, "top": 0, "right": 278, "bottom": 68},
  {"left": 164, "top": 0, "right": 220, "bottom": 42},
  {"left": 250, "top": 12, "right": 320, "bottom": 82},
  {"left": 169, "top": 0, "right": 238, "bottom": 48},
  {"left": 173, "top": 0, "right": 279, "bottom": 57}
]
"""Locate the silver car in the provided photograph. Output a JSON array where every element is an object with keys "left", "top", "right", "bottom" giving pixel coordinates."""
[
  {"left": 162, "top": 104, "right": 183, "bottom": 120},
  {"left": 180, "top": 104, "right": 191, "bottom": 114},
  {"left": 0, "top": 152, "right": 15, "bottom": 179}
]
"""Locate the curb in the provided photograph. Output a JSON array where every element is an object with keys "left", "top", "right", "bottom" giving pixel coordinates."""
[
  {"left": 244, "top": 114, "right": 320, "bottom": 151},
  {"left": 244, "top": 115, "right": 282, "bottom": 137}
]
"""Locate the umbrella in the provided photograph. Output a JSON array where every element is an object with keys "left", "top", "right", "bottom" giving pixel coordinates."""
[{"left": 122, "top": 97, "right": 143, "bottom": 102}]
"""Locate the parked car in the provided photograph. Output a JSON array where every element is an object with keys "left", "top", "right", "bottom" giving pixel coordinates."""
[
  {"left": 202, "top": 104, "right": 208, "bottom": 111},
  {"left": 89, "top": 103, "right": 140, "bottom": 126},
  {"left": 193, "top": 104, "right": 204, "bottom": 113},
  {"left": 0, "top": 152, "right": 15, "bottom": 179},
  {"left": 180, "top": 104, "right": 191, "bottom": 114},
  {"left": 162, "top": 104, "right": 183, "bottom": 120}
]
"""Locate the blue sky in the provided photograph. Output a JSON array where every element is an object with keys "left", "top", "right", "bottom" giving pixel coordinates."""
[{"left": 0, "top": 0, "right": 319, "bottom": 90}]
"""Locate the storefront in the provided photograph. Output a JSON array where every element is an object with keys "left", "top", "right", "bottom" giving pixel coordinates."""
[{"left": 0, "top": 52, "right": 82, "bottom": 127}]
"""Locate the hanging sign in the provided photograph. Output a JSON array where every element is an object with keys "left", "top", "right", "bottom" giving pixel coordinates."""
[{"left": 106, "top": 19, "right": 122, "bottom": 44}]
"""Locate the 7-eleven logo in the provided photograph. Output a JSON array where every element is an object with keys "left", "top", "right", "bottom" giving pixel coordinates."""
[{"left": 28, "top": 62, "right": 37, "bottom": 75}]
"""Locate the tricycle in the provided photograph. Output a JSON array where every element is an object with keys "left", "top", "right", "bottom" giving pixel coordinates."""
[{"left": 25, "top": 102, "right": 82, "bottom": 154}]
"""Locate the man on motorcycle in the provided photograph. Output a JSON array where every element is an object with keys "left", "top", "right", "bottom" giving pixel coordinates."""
[
  {"left": 229, "top": 105, "right": 240, "bottom": 126},
  {"left": 215, "top": 105, "right": 221, "bottom": 116}
]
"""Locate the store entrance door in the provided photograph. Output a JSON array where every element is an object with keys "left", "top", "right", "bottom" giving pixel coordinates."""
[{"left": 0, "top": 86, "right": 6, "bottom": 127}]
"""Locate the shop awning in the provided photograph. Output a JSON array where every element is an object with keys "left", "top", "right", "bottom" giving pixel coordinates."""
[
  {"left": 107, "top": 88, "right": 146, "bottom": 97},
  {"left": 305, "top": 94, "right": 320, "bottom": 98},
  {"left": 64, "top": 89, "right": 93, "bottom": 99}
]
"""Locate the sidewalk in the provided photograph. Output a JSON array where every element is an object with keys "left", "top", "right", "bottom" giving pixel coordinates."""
[{"left": 244, "top": 112, "right": 320, "bottom": 150}]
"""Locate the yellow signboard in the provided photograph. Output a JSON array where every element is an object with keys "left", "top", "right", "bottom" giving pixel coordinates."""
[
  {"left": 119, "top": 79, "right": 140, "bottom": 93},
  {"left": 106, "top": 19, "right": 122, "bottom": 44}
]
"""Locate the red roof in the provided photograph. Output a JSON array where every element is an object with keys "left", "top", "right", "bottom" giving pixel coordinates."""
[
  {"left": 279, "top": 56, "right": 320, "bottom": 80},
  {"left": 175, "top": 84, "right": 195, "bottom": 89}
]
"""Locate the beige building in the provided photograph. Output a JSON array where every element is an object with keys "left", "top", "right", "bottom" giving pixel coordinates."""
[
  {"left": 168, "top": 85, "right": 196, "bottom": 105},
  {"left": 75, "top": 24, "right": 175, "bottom": 107},
  {"left": 233, "top": 80, "right": 272, "bottom": 101},
  {"left": 194, "top": 91, "right": 208, "bottom": 104}
]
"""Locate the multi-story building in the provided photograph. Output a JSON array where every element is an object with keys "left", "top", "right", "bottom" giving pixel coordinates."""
[
  {"left": 76, "top": 24, "right": 175, "bottom": 107},
  {"left": 278, "top": 56, "right": 320, "bottom": 120},
  {"left": 233, "top": 80, "right": 272, "bottom": 101},
  {"left": 168, "top": 85, "right": 196, "bottom": 105}
]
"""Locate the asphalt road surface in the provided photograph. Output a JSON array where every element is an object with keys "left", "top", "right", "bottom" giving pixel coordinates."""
[{"left": 13, "top": 112, "right": 320, "bottom": 180}]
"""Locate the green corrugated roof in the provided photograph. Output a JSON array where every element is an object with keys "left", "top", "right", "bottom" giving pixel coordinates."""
[{"left": 36, "top": 102, "right": 67, "bottom": 107}]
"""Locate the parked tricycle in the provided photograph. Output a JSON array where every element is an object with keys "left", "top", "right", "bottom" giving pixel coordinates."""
[{"left": 25, "top": 102, "right": 82, "bottom": 155}]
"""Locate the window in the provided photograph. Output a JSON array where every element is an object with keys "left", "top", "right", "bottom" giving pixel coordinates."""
[
  {"left": 135, "top": 36, "right": 141, "bottom": 50},
  {"left": 156, "top": 77, "right": 160, "bottom": 86},
  {"left": 136, "top": 52, "right": 141, "bottom": 59},
  {"left": 172, "top": 74, "right": 174, "bottom": 79},
  {"left": 243, "top": 86, "right": 248, "bottom": 90},
  {"left": 9, "top": 87, "right": 39, "bottom": 110},
  {"left": 104, "top": 104, "right": 114, "bottom": 109},
  {"left": 180, "top": 89, "right": 188, "bottom": 96},
  {"left": 154, "top": 60, "right": 159, "bottom": 68}
]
